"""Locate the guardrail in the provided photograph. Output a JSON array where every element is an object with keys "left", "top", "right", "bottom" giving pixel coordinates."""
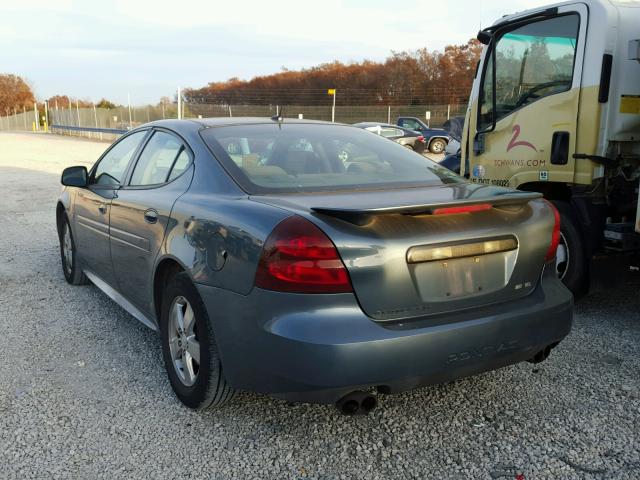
[{"left": 50, "top": 124, "right": 128, "bottom": 134}]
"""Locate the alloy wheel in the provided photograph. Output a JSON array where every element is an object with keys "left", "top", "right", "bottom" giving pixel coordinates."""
[
  {"left": 62, "top": 224, "right": 73, "bottom": 275},
  {"left": 168, "top": 296, "right": 201, "bottom": 387}
]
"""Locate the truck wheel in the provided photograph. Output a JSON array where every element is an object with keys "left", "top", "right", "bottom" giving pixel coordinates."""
[
  {"left": 429, "top": 138, "right": 447, "bottom": 154},
  {"left": 552, "top": 202, "right": 588, "bottom": 298}
]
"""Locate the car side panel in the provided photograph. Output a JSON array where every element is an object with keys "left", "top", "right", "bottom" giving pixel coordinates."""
[
  {"left": 73, "top": 187, "right": 117, "bottom": 286},
  {"left": 109, "top": 165, "right": 194, "bottom": 315},
  {"left": 154, "top": 128, "right": 292, "bottom": 304},
  {"left": 161, "top": 192, "right": 289, "bottom": 295}
]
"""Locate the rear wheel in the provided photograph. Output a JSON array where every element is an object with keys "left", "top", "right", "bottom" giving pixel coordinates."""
[
  {"left": 160, "top": 272, "right": 235, "bottom": 409},
  {"left": 553, "top": 201, "right": 588, "bottom": 298},
  {"left": 59, "top": 214, "right": 88, "bottom": 285},
  {"left": 429, "top": 138, "right": 447, "bottom": 154}
]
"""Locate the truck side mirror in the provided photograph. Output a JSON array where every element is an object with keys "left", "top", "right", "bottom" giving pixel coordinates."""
[{"left": 61, "top": 166, "right": 88, "bottom": 187}]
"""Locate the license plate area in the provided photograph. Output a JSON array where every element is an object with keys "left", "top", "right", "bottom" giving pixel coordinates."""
[{"left": 407, "top": 237, "right": 518, "bottom": 302}]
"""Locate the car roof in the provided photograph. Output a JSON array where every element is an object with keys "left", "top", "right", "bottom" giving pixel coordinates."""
[
  {"left": 142, "top": 117, "right": 342, "bottom": 131},
  {"left": 353, "top": 122, "right": 398, "bottom": 128}
]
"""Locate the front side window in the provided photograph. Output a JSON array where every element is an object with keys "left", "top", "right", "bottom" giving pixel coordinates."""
[
  {"left": 130, "top": 131, "right": 185, "bottom": 186},
  {"left": 201, "top": 123, "right": 461, "bottom": 194},
  {"left": 479, "top": 14, "right": 579, "bottom": 130},
  {"left": 93, "top": 131, "right": 147, "bottom": 186}
]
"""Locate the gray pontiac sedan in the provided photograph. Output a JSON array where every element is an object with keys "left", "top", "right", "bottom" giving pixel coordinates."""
[{"left": 57, "top": 118, "right": 572, "bottom": 414}]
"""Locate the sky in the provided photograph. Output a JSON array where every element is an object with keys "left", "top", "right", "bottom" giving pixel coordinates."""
[{"left": 1, "top": 0, "right": 549, "bottom": 105}]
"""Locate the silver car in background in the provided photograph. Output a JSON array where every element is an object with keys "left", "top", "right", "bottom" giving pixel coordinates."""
[{"left": 57, "top": 118, "right": 572, "bottom": 414}]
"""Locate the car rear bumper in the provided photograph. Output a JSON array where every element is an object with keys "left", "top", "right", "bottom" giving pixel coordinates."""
[{"left": 197, "top": 267, "right": 573, "bottom": 404}]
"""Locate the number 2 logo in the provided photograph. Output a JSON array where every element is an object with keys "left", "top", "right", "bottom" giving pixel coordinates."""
[{"left": 507, "top": 125, "right": 537, "bottom": 152}]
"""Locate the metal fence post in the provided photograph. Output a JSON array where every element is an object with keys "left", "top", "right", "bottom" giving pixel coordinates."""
[
  {"left": 177, "top": 88, "right": 182, "bottom": 120},
  {"left": 76, "top": 99, "right": 81, "bottom": 136},
  {"left": 44, "top": 101, "right": 49, "bottom": 133},
  {"left": 33, "top": 103, "right": 39, "bottom": 131},
  {"left": 128, "top": 93, "right": 133, "bottom": 128}
]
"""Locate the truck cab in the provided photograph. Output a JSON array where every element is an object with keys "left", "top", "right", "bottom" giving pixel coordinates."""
[
  {"left": 396, "top": 116, "right": 450, "bottom": 154},
  {"left": 461, "top": 0, "right": 640, "bottom": 297}
]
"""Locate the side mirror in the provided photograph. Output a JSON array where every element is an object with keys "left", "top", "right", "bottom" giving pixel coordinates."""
[{"left": 61, "top": 166, "right": 88, "bottom": 187}]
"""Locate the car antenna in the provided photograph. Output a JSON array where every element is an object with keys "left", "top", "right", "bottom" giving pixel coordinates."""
[{"left": 271, "top": 106, "right": 284, "bottom": 128}]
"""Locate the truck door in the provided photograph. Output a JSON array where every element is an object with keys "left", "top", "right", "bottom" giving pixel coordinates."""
[{"left": 464, "top": 5, "right": 588, "bottom": 188}]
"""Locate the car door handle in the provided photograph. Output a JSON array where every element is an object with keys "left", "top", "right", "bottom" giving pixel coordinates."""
[
  {"left": 98, "top": 204, "right": 107, "bottom": 214},
  {"left": 144, "top": 209, "right": 158, "bottom": 224}
]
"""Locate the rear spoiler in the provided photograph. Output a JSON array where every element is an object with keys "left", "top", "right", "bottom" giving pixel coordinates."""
[{"left": 312, "top": 191, "right": 542, "bottom": 224}]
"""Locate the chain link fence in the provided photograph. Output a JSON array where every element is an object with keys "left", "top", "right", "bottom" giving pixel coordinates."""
[
  {"left": 0, "top": 107, "right": 40, "bottom": 132},
  {"left": 0, "top": 96, "right": 466, "bottom": 141},
  {"left": 185, "top": 103, "right": 466, "bottom": 126}
]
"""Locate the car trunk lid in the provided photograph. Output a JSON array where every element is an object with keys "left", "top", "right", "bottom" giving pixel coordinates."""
[{"left": 250, "top": 184, "right": 553, "bottom": 322}]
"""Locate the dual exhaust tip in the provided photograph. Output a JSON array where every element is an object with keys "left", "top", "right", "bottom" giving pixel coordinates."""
[
  {"left": 336, "top": 391, "right": 378, "bottom": 415},
  {"left": 336, "top": 342, "right": 559, "bottom": 414}
]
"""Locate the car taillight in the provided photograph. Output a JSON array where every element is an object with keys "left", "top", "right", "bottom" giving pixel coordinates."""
[
  {"left": 255, "top": 215, "right": 353, "bottom": 293},
  {"left": 417, "top": 135, "right": 425, "bottom": 143},
  {"left": 545, "top": 201, "right": 561, "bottom": 262}
]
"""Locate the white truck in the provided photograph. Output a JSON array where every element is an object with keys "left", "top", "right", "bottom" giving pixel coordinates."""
[{"left": 461, "top": 0, "right": 640, "bottom": 296}]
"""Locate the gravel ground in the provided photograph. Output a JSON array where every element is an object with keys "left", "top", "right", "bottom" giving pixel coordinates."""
[{"left": 0, "top": 132, "right": 639, "bottom": 479}]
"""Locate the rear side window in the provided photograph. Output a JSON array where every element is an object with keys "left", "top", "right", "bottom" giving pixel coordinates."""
[
  {"left": 366, "top": 126, "right": 403, "bottom": 138},
  {"left": 201, "top": 123, "right": 461, "bottom": 194},
  {"left": 168, "top": 150, "right": 191, "bottom": 181},
  {"left": 130, "top": 131, "right": 186, "bottom": 186},
  {"left": 93, "top": 131, "right": 146, "bottom": 186}
]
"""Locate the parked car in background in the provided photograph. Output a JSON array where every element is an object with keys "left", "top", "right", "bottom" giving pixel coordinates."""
[
  {"left": 396, "top": 116, "right": 449, "bottom": 154},
  {"left": 57, "top": 118, "right": 572, "bottom": 414},
  {"left": 353, "top": 122, "right": 426, "bottom": 154},
  {"left": 441, "top": 117, "right": 464, "bottom": 174}
]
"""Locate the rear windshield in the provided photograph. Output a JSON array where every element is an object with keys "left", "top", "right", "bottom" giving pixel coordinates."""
[{"left": 200, "top": 123, "right": 461, "bottom": 194}]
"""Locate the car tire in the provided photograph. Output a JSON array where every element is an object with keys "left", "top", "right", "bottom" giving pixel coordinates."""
[
  {"left": 552, "top": 201, "right": 588, "bottom": 299},
  {"left": 160, "top": 272, "right": 235, "bottom": 410},
  {"left": 59, "top": 214, "right": 88, "bottom": 285},
  {"left": 429, "top": 138, "right": 447, "bottom": 154}
]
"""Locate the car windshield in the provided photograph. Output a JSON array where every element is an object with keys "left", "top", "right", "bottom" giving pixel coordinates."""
[{"left": 201, "top": 123, "right": 461, "bottom": 194}]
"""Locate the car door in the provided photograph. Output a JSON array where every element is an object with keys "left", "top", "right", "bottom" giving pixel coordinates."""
[
  {"left": 108, "top": 129, "right": 194, "bottom": 314},
  {"left": 73, "top": 130, "right": 148, "bottom": 286}
]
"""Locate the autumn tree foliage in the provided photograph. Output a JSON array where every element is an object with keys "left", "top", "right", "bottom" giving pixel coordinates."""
[
  {"left": 96, "top": 98, "right": 118, "bottom": 109},
  {"left": 185, "top": 39, "right": 482, "bottom": 106},
  {"left": 46, "top": 95, "right": 94, "bottom": 109},
  {"left": 0, "top": 74, "right": 35, "bottom": 114}
]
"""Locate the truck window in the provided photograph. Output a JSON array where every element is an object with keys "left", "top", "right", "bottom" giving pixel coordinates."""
[
  {"left": 400, "top": 119, "right": 421, "bottom": 130},
  {"left": 479, "top": 14, "right": 579, "bottom": 129}
]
